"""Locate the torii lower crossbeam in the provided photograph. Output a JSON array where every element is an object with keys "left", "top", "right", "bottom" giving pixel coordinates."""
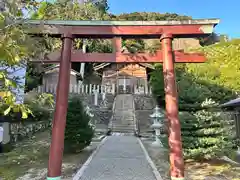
[{"left": 39, "top": 50, "right": 206, "bottom": 63}]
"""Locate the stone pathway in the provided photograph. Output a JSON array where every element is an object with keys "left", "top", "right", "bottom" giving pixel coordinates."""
[{"left": 74, "top": 136, "right": 159, "bottom": 180}]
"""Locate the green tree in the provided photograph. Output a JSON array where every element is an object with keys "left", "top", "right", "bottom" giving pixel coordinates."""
[
  {"left": 112, "top": 12, "right": 191, "bottom": 53},
  {"left": 31, "top": 1, "right": 112, "bottom": 77},
  {"left": 0, "top": 0, "right": 44, "bottom": 118},
  {"left": 24, "top": 63, "right": 42, "bottom": 92},
  {"left": 90, "top": 0, "right": 109, "bottom": 14}
]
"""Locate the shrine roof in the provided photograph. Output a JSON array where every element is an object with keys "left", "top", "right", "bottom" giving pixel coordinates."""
[
  {"left": 25, "top": 19, "right": 219, "bottom": 26},
  {"left": 93, "top": 63, "right": 155, "bottom": 71}
]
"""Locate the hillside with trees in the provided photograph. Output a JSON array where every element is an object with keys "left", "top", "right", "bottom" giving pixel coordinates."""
[{"left": 150, "top": 39, "right": 240, "bottom": 110}]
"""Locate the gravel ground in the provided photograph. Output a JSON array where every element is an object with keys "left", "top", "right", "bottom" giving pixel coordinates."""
[{"left": 141, "top": 138, "right": 170, "bottom": 180}]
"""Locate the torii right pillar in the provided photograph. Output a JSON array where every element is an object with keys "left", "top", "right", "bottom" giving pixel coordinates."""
[{"left": 160, "top": 33, "right": 185, "bottom": 180}]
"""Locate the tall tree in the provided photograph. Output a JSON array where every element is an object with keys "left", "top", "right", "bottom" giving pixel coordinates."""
[
  {"left": 0, "top": 0, "right": 43, "bottom": 118},
  {"left": 31, "top": 1, "right": 112, "bottom": 80}
]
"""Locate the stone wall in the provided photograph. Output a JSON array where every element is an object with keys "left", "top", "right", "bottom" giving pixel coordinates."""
[
  {"left": 134, "top": 95, "right": 155, "bottom": 136},
  {"left": 10, "top": 121, "right": 51, "bottom": 143},
  {"left": 78, "top": 93, "right": 115, "bottom": 132},
  {"left": 0, "top": 120, "right": 51, "bottom": 146}
]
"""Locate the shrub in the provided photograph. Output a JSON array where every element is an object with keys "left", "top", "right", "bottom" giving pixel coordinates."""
[
  {"left": 24, "top": 92, "right": 54, "bottom": 121},
  {"left": 180, "top": 99, "right": 234, "bottom": 159},
  {"left": 64, "top": 96, "right": 94, "bottom": 153},
  {"left": 0, "top": 92, "right": 54, "bottom": 122}
]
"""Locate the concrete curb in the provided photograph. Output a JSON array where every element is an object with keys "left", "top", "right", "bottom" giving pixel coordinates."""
[
  {"left": 73, "top": 136, "right": 108, "bottom": 180},
  {"left": 137, "top": 138, "right": 163, "bottom": 180}
]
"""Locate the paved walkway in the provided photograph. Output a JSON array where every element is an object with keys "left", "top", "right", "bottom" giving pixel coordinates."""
[{"left": 74, "top": 136, "right": 158, "bottom": 180}]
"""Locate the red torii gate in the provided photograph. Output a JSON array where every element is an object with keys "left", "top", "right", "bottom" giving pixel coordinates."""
[{"left": 26, "top": 19, "right": 219, "bottom": 180}]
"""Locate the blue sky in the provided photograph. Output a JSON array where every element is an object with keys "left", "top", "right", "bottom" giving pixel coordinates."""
[{"left": 108, "top": 0, "right": 240, "bottom": 38}]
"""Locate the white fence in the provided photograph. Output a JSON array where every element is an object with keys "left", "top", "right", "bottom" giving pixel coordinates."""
[
  {"left": 34, "top": 83, "right": 152, "bottom": 96},
  {"left": 35, "top": 83, "right": 115, "bottom": 95}
]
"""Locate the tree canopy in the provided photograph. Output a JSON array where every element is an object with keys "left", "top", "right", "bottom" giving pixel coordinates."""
[{"left": 0, "top": 0, "right": 44, "bottom": 118}]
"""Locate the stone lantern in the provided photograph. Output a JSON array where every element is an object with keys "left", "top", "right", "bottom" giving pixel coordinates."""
[{"left": 150, "top": 106, "right": 164, "bottom": 147}]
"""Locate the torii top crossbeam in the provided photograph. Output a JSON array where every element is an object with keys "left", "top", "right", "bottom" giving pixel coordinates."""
[
  {"left": 26, "top": 19, "right": 220, "bottom": 63},
  {"left": 26, "top": 19, "right": 219, "bottom": 38}
]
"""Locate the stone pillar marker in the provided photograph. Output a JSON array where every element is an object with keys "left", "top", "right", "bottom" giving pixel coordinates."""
[
  {"left": 101, "top": 85, "right": 104, "bottom": 94},
  {"left": 81, "top": 84, "right": 84, "bottom": 94},
  {"left": 94, "top": 89, "right": 98, "bottom": 106},
  {"left": 69, "top": 84, "right": 73, "bottom": 93},
  {"left": 74, "top": 85, "right": 77, "bottom": 93},
  {"left": 37, "top": 86, "right": 42, "bottom": 93},
  {"left": 85, "top": 84, "right": 88, "bottom": 94},
  {"left": 77, "top": 84, "right": 81, "bottom": 94},
  {"left": 145, "top": 79, "right": 148, "bottom": 95},
  {"left": 102, "top": 92, "right": 106, "bottom": 101},
  {"left": 123, "top": 76, "right": 126, "bottom": 92},
  {"left": 112, "top": 83, "right": 115, "bottom": 94},
  {"left": 104, "top": 85, "right": 107, "bottom": 94},
  {"left": 97, "top": 85, "right": 100, "bottom": 94},
  {"left": 89, "top": 84, "right": 92, "bottom": 94}
]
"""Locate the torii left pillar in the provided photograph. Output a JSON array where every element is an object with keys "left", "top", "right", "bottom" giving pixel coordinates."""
[{"left": 47, "top": 33, "right": 73, "bottom": 180}]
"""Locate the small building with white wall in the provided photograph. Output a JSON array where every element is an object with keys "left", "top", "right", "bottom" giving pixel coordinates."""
[{"left": 42, "top": 65, "right": 82, "bottom": 90}]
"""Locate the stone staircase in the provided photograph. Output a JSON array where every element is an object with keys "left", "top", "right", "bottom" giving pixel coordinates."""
[{"left": 109, "top": 94, "right": 136, "bottom": 135}]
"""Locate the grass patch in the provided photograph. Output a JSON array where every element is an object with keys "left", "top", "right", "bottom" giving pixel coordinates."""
[
  {"left": 142, "top": 138, "right": 240, "bottom": 180},
  {"left": 0, "top": 129, "right": 98, "bottom": 180},
  {"left": 185, "top": 159, "right": 240, "bottom": 180}
]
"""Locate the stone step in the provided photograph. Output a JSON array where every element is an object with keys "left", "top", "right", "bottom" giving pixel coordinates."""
[
  {"left": 111, "top": 129, "right": 135, "bottom": 133},
  {"left": 112, "top": 116, "right": 134, "bottom": 120},
  {"left": 112, "top": 119, "right": 134, "bottom": 122},
  {"left": 113, "top": 114, "right": 134, "bottom": 117},
  {"left": 112, "top": 120, "right": 135, "bottom": 124},
  {"left": 112, "top": 124, "right": 135, "bottom": 129},
  {"left": 112, "top": 123, "right": 135, "bottom": 127},
  {"left": 111, "top": 132, "right": 135, "bottom": 136},
  {"left": 112, "top": 121, "right": 134, "bottom": 124},
  {"left": 112, "top": 127, "right": 135, "bottom": 132},
  {"left": 112, "top": 126, "right": 135, "bottom": 130}
]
